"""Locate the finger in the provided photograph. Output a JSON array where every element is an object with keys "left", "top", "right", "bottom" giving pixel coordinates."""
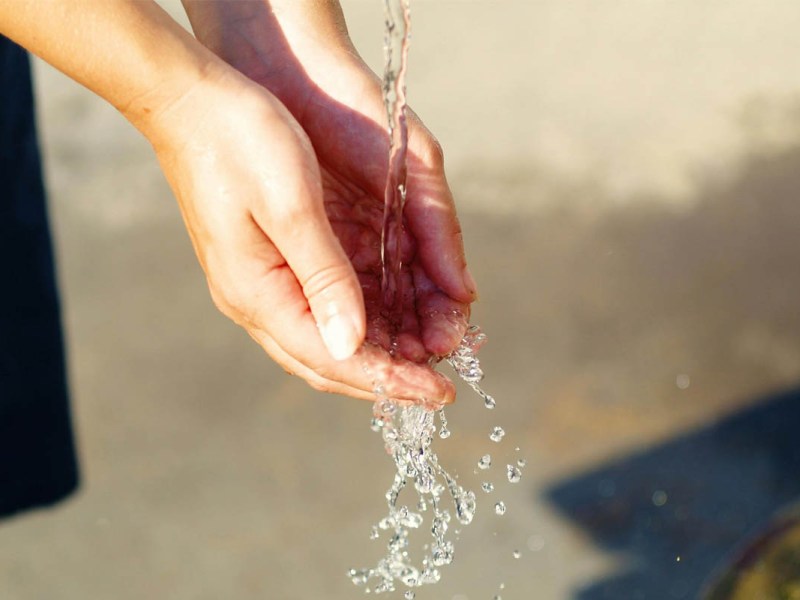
[
  {"left": 206, "top": 217, "right": 453, "bottom": 403},
  {"left": 404, "top": 120, "right": 478, "bottom": 304},
  {"left": 247, "top": 329, "right": 375, "bottom": 400},
  {"left": 413, "top": 263, "right": 470, "bottom": 357},
  {"left": 249, "top": 129, "right": 366, "bottom": 362},
  {"left": 254, "top": 315, "right": 455, "bottom": 404}
]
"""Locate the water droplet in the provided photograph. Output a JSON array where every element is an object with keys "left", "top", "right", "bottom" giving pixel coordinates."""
[
  {"left": 405, "top": 592, "right": 415, "bottom": 600},
  {"left": 431, "top": 541, "right": 455, "bottom": 566},
  {"left": 517, "top": 458, "right": 527, "bottom": 468},
  {"left": 652, "top": 490, "right": 668, "bottom": 507},
  {"left": 481, "top": 482, "right": 494, "bottom": 493},
  {"left": 489, "top": 426, "right": 505, "bottom": 443},
  {"left": 506, "top": 465, "right": 522, "bottom": 483},
  {"left": 493, "top": 595, "right": 502, "bottom": 600},
  {"left": 455, "top": 491, "right": 476, "bottom": 525},
  {"left": 370, "top": 526, "right": 380, "bottom": 540},
  {"left": 478, "top": 454, "right": 492, "bottom": 470},
  {"left": 526, "top": 534, "right": 545, "bottom": 551},
  {"left": 512, "top": 549, "right": 521, "bottom": 559},
  {"left": 376, "top": 398, "right": 397, "bottom": 418},
  {"left": 484, "top": 395, "right": 496, "bottom": 409},
  {"left": 438, "top": 408, "right": 451, "bottom": 439},
  {"left": 494, "top": 501, "right": 506, "bottom": 516},
  {"left": 348, "top": 568, "right": 370, "bottom": 586}
]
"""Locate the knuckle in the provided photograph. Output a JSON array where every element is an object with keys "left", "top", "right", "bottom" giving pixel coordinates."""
[
  {"left": 207, "top": 276, "right": 257, "bottom": 328},
  {"left": 267, "top": 190, "right": 317, "bottom": 231},
  {"left": 306, "top": 376, "right": 334, "bottom": 394},
  {"left": 208, "top": 280, "right": 239, "bottom": 316},
  {"left": 421, "top": 137, "right": 445, "bottom": 170},
  {"left": 301, "top": 262, "right": 354, "bottom": 302}
]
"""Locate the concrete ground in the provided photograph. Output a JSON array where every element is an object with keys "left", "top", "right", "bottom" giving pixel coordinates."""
[{"left": 3, "top": 1, "right": 800, "bottom": 599}]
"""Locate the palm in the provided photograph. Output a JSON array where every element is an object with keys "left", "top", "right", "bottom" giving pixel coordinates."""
[{"left": 249, "top": 58, "right": 471, "bottom": 363}]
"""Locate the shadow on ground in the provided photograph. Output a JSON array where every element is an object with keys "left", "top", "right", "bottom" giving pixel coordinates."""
[
  {"left": 512, "top": 131, "right": 800, "bottom": 598},
  {"left": 546, "top": 387, "right": 800, "bottom": 600}
]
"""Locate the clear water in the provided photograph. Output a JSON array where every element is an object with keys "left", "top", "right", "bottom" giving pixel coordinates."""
[
  {"left": 350, "top": 328, "right": 491, "bottom": 593},
  {"left": 379, "top": 0, "right": 411, "bottom": 327},
  {"left": 348, "top": 0, "right": 525, "bottom": 594}
]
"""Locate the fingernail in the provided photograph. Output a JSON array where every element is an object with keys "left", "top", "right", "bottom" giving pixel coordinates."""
[
  {"left": 320, "top": 313, "right": 360, "bottom": 361},
  {"left": 462, "top": 266, "right": 479, "bottom": 299}
]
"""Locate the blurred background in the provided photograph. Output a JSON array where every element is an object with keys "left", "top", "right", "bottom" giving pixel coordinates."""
[{"left": 3, "top": 1, "right": 800, "bottom": 598}]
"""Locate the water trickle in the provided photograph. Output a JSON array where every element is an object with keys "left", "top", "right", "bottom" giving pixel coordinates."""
[
  {"left": 379, "top": 0, "right": 411, "bottom": 326},
  {"left": 350, "top": 0, "right": 513, "bottom": 593},
  {"left": 489, "top": 426, "right": 506, "bottom": 443},
  {"left": 478, "top": 454, "right": 492, "bottom": 470}
]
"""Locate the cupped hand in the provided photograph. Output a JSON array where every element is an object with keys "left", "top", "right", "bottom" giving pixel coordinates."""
[
  {"left": 148, "top": 69, "right": 456, "bottom": 402},
  {"left": 182, "top": 2, "right": 478, "bottom": 400}
]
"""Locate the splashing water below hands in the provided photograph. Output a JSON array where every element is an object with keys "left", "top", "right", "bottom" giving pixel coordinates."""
[
  {"left": 347, "top": 0, "right": 520, "bottom": 593},
  {"left": 349, "top": 327, "right": 497, "bottom": 594}
]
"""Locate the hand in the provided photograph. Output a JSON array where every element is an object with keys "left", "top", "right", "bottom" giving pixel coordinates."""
[
  {"left": 148, "top": 68, "right": 457, "bottom": 403},
  {"left": 182, "top": 1, "right": 478, "bottom": 400}
]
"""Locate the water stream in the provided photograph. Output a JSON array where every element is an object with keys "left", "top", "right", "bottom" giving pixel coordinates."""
[{"left": 348, "top": 0, "right": 523, "bottom": 594}]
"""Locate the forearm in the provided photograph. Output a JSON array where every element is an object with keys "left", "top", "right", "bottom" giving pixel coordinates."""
[
  {"left": 181, "top": 0, "right": 352, "bottom": 55},
  {"left": 180, "top": 0, "right": 363, "bottom": 102},
  {"left": 0, "top": 0, "right": 226, "bottom": 139}
]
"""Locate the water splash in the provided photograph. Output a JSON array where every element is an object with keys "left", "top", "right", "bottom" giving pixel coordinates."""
[
  {"left": 489, "top": 426, "right": 506, "bottom": 443},
  {"left": 348, "top": 0, "right": 507, "bottom": 592},
  {"left": 352, "top": 325, "right": 501, "bottom": 593}
]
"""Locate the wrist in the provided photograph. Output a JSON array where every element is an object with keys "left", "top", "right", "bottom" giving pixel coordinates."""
[
  {"left": 182, "top": 0, "right": 362, "bottom": 97},
  {"left": 138, "top": 64, "right": 265, "bottom": 156}
]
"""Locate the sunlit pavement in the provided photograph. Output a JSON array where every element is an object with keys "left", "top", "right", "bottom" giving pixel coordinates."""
[{"left": 2, "top": 2, "right": 800, "bottom": 599}]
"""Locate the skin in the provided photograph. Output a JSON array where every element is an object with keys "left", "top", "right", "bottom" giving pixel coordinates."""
[{"left": 1, "top": 0, "right": 477, "bottom": 404}]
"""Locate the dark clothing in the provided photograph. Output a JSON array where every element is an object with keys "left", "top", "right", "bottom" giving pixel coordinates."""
[{"left": 0, "top": 35, "right": 79, "bottom": 517}]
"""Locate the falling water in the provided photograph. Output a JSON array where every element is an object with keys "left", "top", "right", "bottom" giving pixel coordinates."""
[
  {"left": 348, "top": 0, "right": 524, "bottom": 594},
  {"left": 379, "top": 0, "right": 411, "bottom": 328}
]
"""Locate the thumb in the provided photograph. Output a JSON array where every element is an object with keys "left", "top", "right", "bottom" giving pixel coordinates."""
[{"left": 253, "top": 184, "right": 366, "bottom": 362}]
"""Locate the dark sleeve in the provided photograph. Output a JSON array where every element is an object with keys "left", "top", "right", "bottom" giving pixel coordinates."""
[{"left": 0, "top": 35, "right": 80, "bottom": 518}]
